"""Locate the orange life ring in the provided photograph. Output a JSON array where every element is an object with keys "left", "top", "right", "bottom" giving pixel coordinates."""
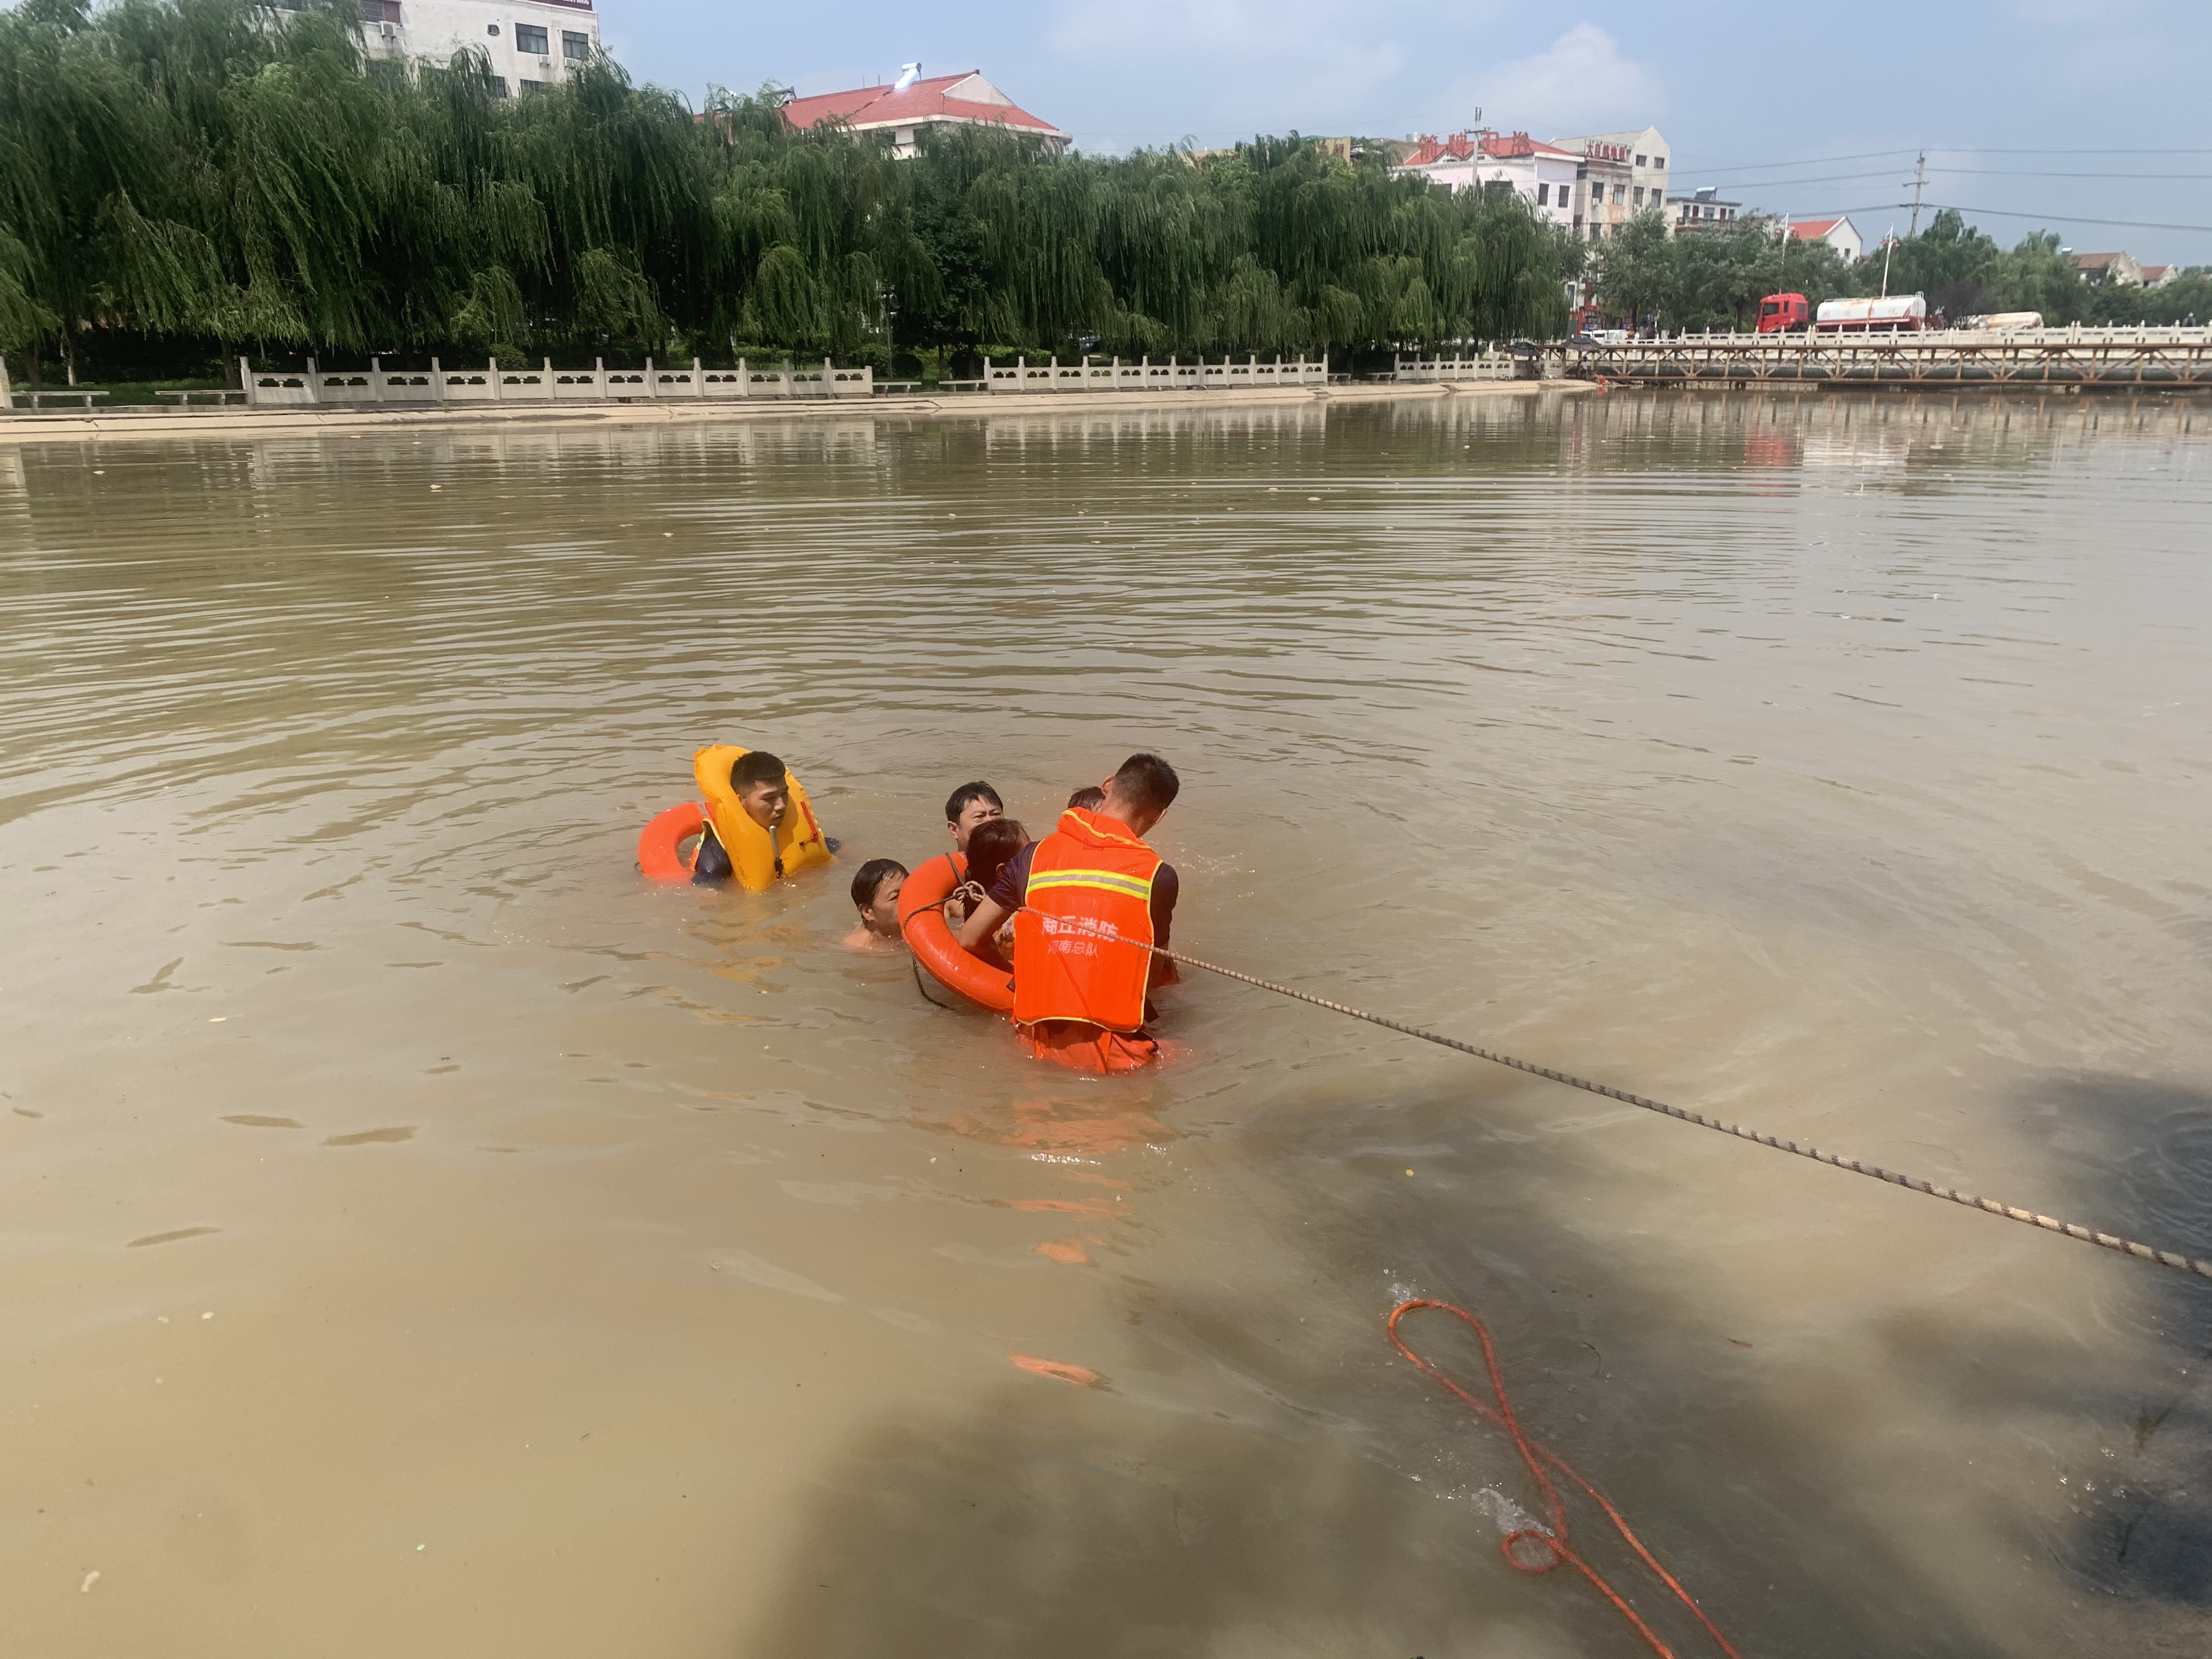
[
  {"left": 637, "top": 802, "right": 707, "bottom": 883},
  {"left": 898, "top": 851, "right": 1015, "bottom": 1014}
]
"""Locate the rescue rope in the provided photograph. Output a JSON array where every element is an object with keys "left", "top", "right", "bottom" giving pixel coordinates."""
[
  {"left": 1389, "top": 1298, "right": 1740, "bottom": 1659},
  {"left": 1039, "top": 914, "right": 2212, "bottom": 1285}
]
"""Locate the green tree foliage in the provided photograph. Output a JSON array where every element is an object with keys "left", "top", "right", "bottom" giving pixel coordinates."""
[
  {"left": 1590, "top": 208, "right": 1849, "bottom": 330},
  {"left": 1847, "top": 213, "right": 2091, "bottom": 323},
  {"left": 1585, "top": 204, "right": 2202, "bottom": 332},
  {"left": 2087, "top": 271, "right": 2212, "bottom": 326},
  {"left": 0, "top": 0, "right": 1574, "bottom": 369}
]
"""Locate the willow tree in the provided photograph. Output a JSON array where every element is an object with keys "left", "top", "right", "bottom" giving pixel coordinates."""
[{"left": 0, "top": 0, "right": 1576, "bottom": 372}]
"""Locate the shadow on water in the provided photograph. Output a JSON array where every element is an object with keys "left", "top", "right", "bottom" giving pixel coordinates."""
[
  {"left": 2005, "top": 1074, "right": 2212, "bottom": 1642},
  {"left": 741, "top": 1068, "right": 2071, "bottom": 1659}
]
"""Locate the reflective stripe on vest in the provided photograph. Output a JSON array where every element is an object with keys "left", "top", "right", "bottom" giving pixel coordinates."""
[{"left": 1025, "top": 867, "right": 1155, "bottom": 902}]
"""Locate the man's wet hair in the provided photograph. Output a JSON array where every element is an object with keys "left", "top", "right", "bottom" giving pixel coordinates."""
[
  {"left": 1066, "top": 786, "right": 1105, "bottom": 810},
  {"left": 1110, "top": 753, "right": 1179, "bottom": 817},
  {"left": 964, "top": 819, "right": 1027, "bottom": 896},
  {"left": 944, "top": 780, "right": 1003, "bottom": 823},
  {"left": 850, "top": 858, "right": 906, "bottom": 911},
  {"left": 733, "top": 751, "right": 786, "bottom": 791}
]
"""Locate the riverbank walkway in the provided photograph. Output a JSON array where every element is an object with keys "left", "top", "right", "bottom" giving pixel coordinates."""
[{"left": 0, "top": 375, "right": 1587, "bottom": 448}]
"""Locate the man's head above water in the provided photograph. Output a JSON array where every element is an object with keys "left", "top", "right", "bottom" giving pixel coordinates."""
[
  {"left": 849, "top": 857, "right": 907, "bottom": 936},
  {"left": 732, "top": 751, "right": 790, "bottom": 831},
  {"left": 944, "top": 780, "right": 1005, "bottom": 850},
  {"left": 1096, "top": 752, "right": 1179, "bottom": 837}
]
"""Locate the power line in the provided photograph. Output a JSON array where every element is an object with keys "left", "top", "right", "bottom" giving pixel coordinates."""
[
  {"left": 1710, "top": 168, "right": 2212, "bottom": 189},
  {"left": 1706, "top": 168, "right": 1925, "bottom": 189},
  {"left": 1672, "top": 199, "right": 2212, "bottom": 237},
  {"left": 1927, "top": 203, "right": 2212, "bottom": 234},
  {"left": 1679, "top": 145, "right": 2212, "bottom": 172},
  {"left": 1965, "top": 146, "right": 2212, "bottom": 155},
  {"left": 1674, "top": 147, "right": 1918, "bottom": 173},
  {"left": 1970, "top": 168, "right": 2212, "bottom": 179}
]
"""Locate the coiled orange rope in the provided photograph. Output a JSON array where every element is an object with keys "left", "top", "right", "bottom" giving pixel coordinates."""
[{"left": 1389, "top": 1299, "right": 1742, "bottom": 1659}]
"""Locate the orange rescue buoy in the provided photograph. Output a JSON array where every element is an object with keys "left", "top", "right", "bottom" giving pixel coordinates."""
[
  {"left": 637, "top": 802, "right": 707, "bottom": 883},
  {"left": 898, "top": 851, "right": 1015, "bottom": 1014}
]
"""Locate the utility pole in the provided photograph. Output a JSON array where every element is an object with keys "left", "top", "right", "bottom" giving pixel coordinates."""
[{"left": 1908, "top": 150, "right": 1927, "bottom": 236}]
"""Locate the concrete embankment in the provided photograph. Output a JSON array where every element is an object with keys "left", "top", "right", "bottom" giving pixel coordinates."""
[{"left": 0, "top": 377, "right": 1588, "bottom": 448}]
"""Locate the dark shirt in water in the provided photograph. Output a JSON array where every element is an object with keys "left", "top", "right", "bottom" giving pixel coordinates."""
[
  {"left": 691, "top": 821, "right": 837, "bottom": 884},
  {"left": 691, "top": 821, "right": 741, "bottom": 884}
]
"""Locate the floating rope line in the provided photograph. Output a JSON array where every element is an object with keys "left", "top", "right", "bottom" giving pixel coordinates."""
[{"left": 1036, "top": 913, "right": 2212, "bottom": 1284}]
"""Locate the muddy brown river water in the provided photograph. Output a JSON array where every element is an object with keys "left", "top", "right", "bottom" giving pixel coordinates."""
[{"left": 4, "top": 391, "right": 2210, "bottom": 1657}]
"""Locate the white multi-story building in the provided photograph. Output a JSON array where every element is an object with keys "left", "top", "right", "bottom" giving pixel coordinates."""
[
  {"left": 1393, "top": 131, "right": 1578, "bottom": 228},
  {"left": 1551, "top": 126, "right": 1672, "bottom": 238},
  {"left": 360, "top": 0, "right": 600, "bottom": 95}
]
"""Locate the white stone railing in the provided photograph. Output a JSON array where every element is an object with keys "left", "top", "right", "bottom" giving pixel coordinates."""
[
  {"left": 1392, "top": 349, "right": 1521, "bottom": 382},
  {"left": 241, "top": 355, "right": 874, "bottom": 409},
  {"left": 980, "top": 354, "right": 1329, "bottom": 393}
]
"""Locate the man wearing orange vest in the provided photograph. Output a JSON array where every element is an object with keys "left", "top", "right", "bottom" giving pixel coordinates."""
[{"left": 956, "top": 753, "right": 1181, "bottom": 1073}]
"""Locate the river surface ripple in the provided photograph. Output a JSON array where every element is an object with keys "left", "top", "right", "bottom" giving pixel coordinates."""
[{"left": 3, "top": 392, "right": 2210, "bottom": 1657}]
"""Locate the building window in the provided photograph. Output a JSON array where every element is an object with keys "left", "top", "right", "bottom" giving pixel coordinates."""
[
  {"left": 1634, "top": 154, "right": 1646, "bottom": 167},
  {"left": 562, "top": 30, "right": 588, "bottom": 58},
  {"left": 1536, "top": 183, "right": 1549, "bottom": 205},
  {"left": 484, "top": 21, "right": 498, "bottom": 34},
  {"left": 519, "top": 78, "right": 546, "bottom": 93},
  {"left": 1614, "top": 184, "right": 1626, "bottom": 204},
  {"left": 490, "top": 75, "right": 509, "bottom": 95},
  {"left": 1653, "top": 156, "right": 1666, "bottom": 170},
  {"left": 359, "top": 0, "right": 400, "bottom": 21},
  {"left": 514, "top": 22, "right": 549, "bottom": 53},
  {"left": 1633, "top": 187, "right": 1644, "bottom": 207}
]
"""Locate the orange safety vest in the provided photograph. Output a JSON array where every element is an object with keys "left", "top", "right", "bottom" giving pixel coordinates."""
[{"left": 1012, "top": 806, "right": 1162, "bottom": 1035}]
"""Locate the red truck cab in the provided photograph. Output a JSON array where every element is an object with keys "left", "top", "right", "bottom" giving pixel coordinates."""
[{"left": 1757, "top": 293, "right": 1809, "bottom": 333}]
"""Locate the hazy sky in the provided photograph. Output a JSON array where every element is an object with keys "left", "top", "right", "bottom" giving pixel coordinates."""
[{"left": 599, "top": 0, "right": 2212, "bottom": 267}]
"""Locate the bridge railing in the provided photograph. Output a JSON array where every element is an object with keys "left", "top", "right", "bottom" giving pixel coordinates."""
[
  {"left": 1553, "top": 328, "right": 2212, "bottom": 388},
  {"left": 1586, "top": 325, "right": 2212, "bottom": 348}
]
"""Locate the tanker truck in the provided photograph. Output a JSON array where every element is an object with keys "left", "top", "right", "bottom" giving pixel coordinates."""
[{"left": 1756, "top": 292, "right": 1932, "bottom": 334}]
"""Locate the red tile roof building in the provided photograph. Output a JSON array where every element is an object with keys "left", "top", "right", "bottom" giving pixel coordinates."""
[
  {"left": 2070, "top": 251, "right": 2145, "bottom": 287},
  {"left": 779, "top": 71, "right": 1068, "bottom": 157},
  {"left": 1787, "top": 215, "right": 1864, "bottom": 262},
  {"left": 1392, "top": 131, "right": 1578, "bottom": 228}
]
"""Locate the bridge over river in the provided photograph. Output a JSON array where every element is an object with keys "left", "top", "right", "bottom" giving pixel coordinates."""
[{"left": 1557, "top": 326, "right": 2212, "bottom": 391}]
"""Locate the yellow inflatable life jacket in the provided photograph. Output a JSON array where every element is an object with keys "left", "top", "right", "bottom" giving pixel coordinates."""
[{"left": 693, "top": 744, "right": 834, "bottom": 893}]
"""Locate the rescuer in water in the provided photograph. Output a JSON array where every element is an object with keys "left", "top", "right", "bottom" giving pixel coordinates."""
[{"left": 956, "top": 753, "right": 1180, "bottom": 1073}]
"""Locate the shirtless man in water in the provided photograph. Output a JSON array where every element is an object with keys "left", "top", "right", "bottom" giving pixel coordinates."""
[{"left": 840, "top": 859, "right": 907, "bottom": 951}]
